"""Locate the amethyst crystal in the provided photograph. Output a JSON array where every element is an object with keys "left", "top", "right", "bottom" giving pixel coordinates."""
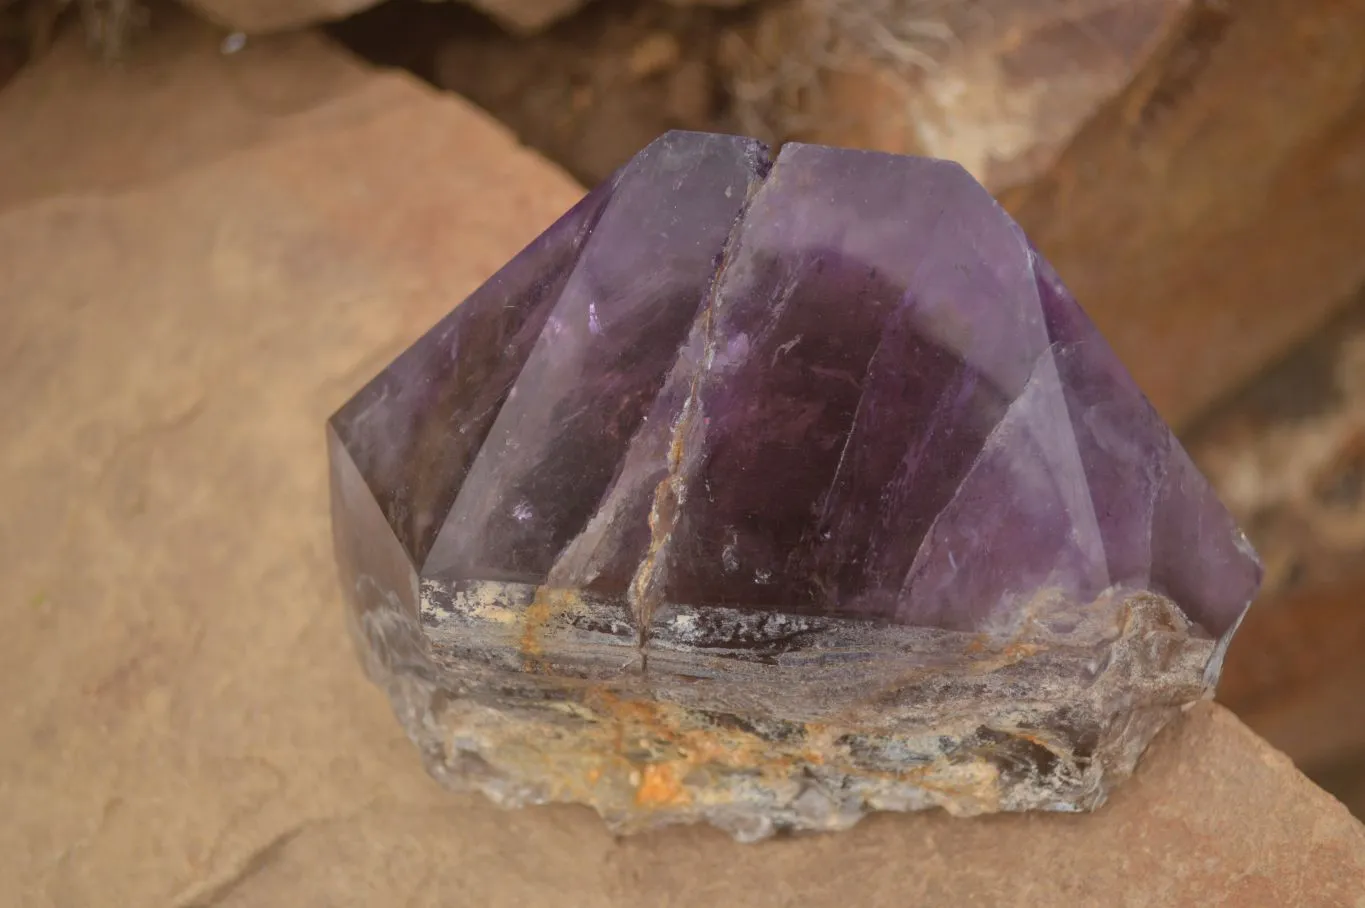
[{"left": 328, "top": 132, "right": 1261, "bottom": 840}]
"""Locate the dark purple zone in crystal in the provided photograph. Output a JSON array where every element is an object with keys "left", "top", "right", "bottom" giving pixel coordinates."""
[{"left": 329, "top": 131, "right": 1261, "bottom": 638}]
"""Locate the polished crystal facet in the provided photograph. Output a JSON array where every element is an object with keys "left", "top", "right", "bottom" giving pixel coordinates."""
[{"left": 329, "top": 132, "right": 1262, "bottom": 840}]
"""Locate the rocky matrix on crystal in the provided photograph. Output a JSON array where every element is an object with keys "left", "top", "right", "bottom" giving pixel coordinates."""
[{"left": 328, "top": 132, "right": 1262, "bottom": 841}]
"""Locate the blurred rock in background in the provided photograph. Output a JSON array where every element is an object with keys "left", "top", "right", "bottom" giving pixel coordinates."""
[
  {"left": 1188, "top": 285, "right": 1365, "bottom": 815},
  {"left": 331, "top": 0, "right": 750, "bottom": 188},
  {"left": 181, "top": 0, "right": 752, "bottom": 35},
  {"left": 187, "top": 0, "right": 583, "bottom": 34},
  {"left": 731, "top": 0, "right": 1187, "bottom": 191}
]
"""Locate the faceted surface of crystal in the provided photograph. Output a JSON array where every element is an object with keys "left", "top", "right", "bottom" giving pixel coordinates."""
[
  {"left": 328, "top": 131, "right": 1262, "bottom": 838},
  {"left": 332, "top": 132, "right": 1258, "bottom": 638}
]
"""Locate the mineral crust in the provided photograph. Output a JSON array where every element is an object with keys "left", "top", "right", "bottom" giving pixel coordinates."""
[{"left": 327, "top": 131, "right": 1262, "bottom": 840}]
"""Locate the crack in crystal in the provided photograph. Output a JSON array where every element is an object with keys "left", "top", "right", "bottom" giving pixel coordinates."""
[
  {"left": 626, "top": 159, "right": 775, "bottom": 656},
  {"left": 813, "top": 322, "right": 890, "bottom": 532},
  {"left": 624, "top": 257, "right": 728, "bottom": 645},
  {"left": 542, "top": 155, "right": 773, "bottom": 599},
  {"left": 541, "top": 266, "right": 746, "bottom": 591}
]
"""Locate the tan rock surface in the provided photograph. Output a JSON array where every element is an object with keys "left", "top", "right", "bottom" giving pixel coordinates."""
[{"left": 2, "top": 12, "right": 1364, "bottom": 908}]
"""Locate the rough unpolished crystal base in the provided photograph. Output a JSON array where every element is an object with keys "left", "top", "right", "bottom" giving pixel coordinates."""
[
  {"left": 376, "top": 582, "right": 1210, "bottom": 840},
  {"left": 327, "top": 131, "right": 1260, "bottom": 839}
]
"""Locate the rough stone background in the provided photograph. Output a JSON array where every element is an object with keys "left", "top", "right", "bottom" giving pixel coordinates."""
[
  {"left": 3, "top": 9, "right": 1365, "bottom": 907},
  {"left": 182, "top": 0, "right": 750, "bottom": 35},
  {"left": 185, "top": 0, "right": 582, "bottom": 34},
  {"left": 1190, "top": 288, "right": 1365, "bottom": 796}
]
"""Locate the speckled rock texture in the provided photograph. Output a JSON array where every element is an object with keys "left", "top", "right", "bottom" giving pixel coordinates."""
[{"left": 1, "top": 9, "right": 1362, "bottom": 906}]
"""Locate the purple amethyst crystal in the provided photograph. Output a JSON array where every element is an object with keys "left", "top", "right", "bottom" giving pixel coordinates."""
[{"left": 329, "top": 132, "right": 1261, "bottom": 840}]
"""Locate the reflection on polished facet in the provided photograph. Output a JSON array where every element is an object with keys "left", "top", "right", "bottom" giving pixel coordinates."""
[{"left": 328, "top": 132, "right": 1262, "bottom": 840}]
